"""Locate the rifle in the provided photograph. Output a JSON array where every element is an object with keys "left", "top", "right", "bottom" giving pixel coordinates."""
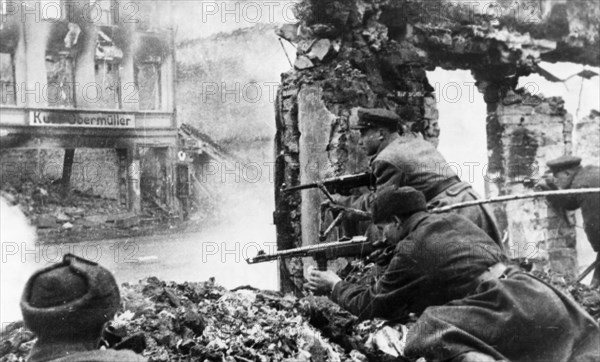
[
  {"left": 431, "top": 188, "right": 600, "bottom": 213},
  {"left": 281, "top": 172, "right": 372, "bottom": 194},
  {"left": 507, "top": 177, "right": 539, "bottom": 188},
  {"left": 246, "top": 236, "right": 374, "bottom": 271}
]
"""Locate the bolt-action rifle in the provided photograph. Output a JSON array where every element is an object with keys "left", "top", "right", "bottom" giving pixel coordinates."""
[
  {"left": 507, "top": 177, "right": 540, "bottom": 188},
  {"left": 280, "top": 172, "right": 373, "bottom": 241},
  {"left": 281, "top": 172, "right": 372, "bottom": 194},
  {"left": 246, "top": 236, "right": 374, "bottom": 271}
]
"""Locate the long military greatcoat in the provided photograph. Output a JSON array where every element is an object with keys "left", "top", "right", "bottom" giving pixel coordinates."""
[
  {"left": 331, "top": 211, "right": 600, "bottom": 361},
  {"left": 355, "top": 134, "right": 502, "bottom": 245}
]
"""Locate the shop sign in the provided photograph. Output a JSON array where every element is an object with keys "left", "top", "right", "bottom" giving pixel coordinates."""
[{"left": 29, "top": 111, "right": 135, "bottom": 129}]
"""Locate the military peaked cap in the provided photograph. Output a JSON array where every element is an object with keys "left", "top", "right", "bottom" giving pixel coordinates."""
[
  {"left": 547, "top": 155, "right": 582, "bottom": 173},
  {"left": 350, "top": 108, "right": 401, "bottom": 130}
]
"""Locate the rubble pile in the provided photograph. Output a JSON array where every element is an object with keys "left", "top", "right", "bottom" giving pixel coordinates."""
[
  {"left": 278, "top": 0, "right": 439, "bottom": 140},
  {"left": 0, "top": 181, "right": 172, "bottom": 243},
  {"left": 3, "top": 275, "right": 598, "bottom": 362},
  {"left": 0, "top": 277, "right": 412, "bottom": 362},
  {"left": 533, "top": 270, "right": 600, "bottom": 321}
]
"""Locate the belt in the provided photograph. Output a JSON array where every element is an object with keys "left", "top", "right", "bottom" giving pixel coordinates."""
[
  {"left": 475, "top": 262, "right": 509, "bottom": 285},
  {"left": 424, "top": 176, "right": 461, "bottom": 201}
]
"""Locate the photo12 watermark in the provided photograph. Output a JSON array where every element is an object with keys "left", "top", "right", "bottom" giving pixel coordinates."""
[
  {"left": 1, "top": 0, "right": 140, "bottom": 25},
  {"left": 1, "top": 240, "right": 140, "bottom": 264}
]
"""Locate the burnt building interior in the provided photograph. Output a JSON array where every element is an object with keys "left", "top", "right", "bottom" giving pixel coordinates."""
[
  {"left": 0, "top": 0, "right": 181, "bottom": 222},
  {"left": 273, "top": 0, "right": 599, "bottom": 293}
]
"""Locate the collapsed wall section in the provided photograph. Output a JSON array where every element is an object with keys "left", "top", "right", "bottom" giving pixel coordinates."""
[
  {"left": 480, "top": 83, "right": 578, "bottom": 275},
  {"left": 274, "top": 0, "right": 598, "bottom": 292},
  {"left": 274, "top": 0, "right": 438, "bottom": 293}
]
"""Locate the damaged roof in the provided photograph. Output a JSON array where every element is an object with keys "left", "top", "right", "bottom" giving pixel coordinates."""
[{"left": 179, "top": 123, "right": 233, "bottom": 164}]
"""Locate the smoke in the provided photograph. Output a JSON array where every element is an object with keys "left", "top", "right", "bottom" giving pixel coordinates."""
[
  {"left": 1, "top": 196, "right": 39, "bottom": 324},
  {"left": 187, "top": 141, "right": 278, "bottom": 290}
]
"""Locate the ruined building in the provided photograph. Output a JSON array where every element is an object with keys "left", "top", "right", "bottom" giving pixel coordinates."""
[
  {"left": 274, "top": 0, "right": 599, "bottom": 292},
  {"left": 0, "top": 0, "right": 178, "bottom": 215}
]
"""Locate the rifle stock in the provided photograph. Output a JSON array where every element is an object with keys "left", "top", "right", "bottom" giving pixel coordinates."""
[{"left": 246, "top": 236, "right": 374, "bottom": 270}]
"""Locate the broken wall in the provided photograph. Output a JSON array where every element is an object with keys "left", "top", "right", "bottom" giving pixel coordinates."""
[
  {"left": 483, "top": 88, "right": 578, "bottom": 275},
  {"left": 275, "top": 0, "right": 440, "bottom": 293},
  {"left": 275, "top": 0, "right": 599, "bottom": 292},
  {"left": 0, "top": 148, "right": 120, "bottom": 199}
]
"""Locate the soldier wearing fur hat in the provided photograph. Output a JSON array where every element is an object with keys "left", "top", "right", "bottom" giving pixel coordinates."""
[
  {"left": 340, "top": 107, "right": 501, "bottom": 246},
  {"left": 307, "top": 186, "right": 600, "bottom": 362},
  {"left": 20, "top": 254, "right": 147, "bottom": 362},
  {"left": 537, "top": 155, "right": 600, "bottom": 287}
]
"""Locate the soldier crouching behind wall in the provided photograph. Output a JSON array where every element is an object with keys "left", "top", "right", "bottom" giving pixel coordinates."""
[
  {"left": 20, "top": 254, "right": 147, "bottom": 362},
  {"left": 308, "top": 185, "right": 600, "bottom": 362}
]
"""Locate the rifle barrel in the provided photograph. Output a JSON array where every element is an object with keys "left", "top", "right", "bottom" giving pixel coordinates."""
[
  {"left": 281, "top": 183, "right": 315, "bottom": 193},
  {"left": 280, "top": 172, "right": 371, "bottom": 194},
  {"left": 431, "top": 188, "right": 600, "bottom": 213},
  {"left": 246, "top": 236, "right": 369, "bottom": 264}
]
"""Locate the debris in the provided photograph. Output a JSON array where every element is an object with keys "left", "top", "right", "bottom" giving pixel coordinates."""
[
  {"left": 63, "top": 207, "right": 85, "bottom": 218},
  {"left": 307, "top": 39, "right": 332, "bottom": 61},
  {"left": 2, "top": 275, "right": 597, "bottom": 361},
  {"left": 61, "top": 222, "right": 73, "bottom": 229},
  {"left": 52, "top": 209, "right": 70, "bottom": 222},
  {"left": 84, "top": 214, "right": 109, "bottom": 224},
  {"left": 34, "top": 215, "right": 56, "bottom": 229},
  {"left": 276, "top": 23, "right": 300, "bottom": 43},
  {"left": 365, "top": 325, "right": 406, "bottom": 357},
  {"left": 115, "top": 215, "right": 140, "bottom": 229},
  {"left": 294, "top": 56, "right": 315, "bottom": 70}
]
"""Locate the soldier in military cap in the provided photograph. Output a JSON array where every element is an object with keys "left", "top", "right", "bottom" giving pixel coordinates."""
[
  {"left": 308, "top": 186, "right": 600, "bottom": 362},
  {"left": 538, "top": 155, "right": 600, "bottom": 287},
  {"left": 336, "top": 107, "right": 502, "bottom": 248},
  {"left": 20, "top": 254, "right": 147, "bottom": 362}
]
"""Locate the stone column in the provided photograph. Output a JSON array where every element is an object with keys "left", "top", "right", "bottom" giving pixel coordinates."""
[
  {"left": 298, "top": 85, "right": 337, "bottom": 270},
  {"left": 478, "top": 71, "right": 577, "bottom": 277},
  {"left": 274, "top": 84, "right": 303, "bottom": 294},
  {"left": 127, "top": 148, "right": 141, "bottom": 214},
  {"left": 61, "top": 149, "right": 75, "bottom": 195},
  {"left": 116, "top": 148, "right": 129, "bottom": 207},
  {"left": 165, "top": 147, "right": 177, "bottom": 212}
]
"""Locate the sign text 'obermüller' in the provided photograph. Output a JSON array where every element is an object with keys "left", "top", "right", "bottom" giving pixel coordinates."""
[{"left": 29, "top": 111, "right": 135, "bottom": 129}]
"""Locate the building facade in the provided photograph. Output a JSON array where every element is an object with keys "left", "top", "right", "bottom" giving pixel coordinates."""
[{"left": 1, "top": 0, "right": 178, "bottom": 213}]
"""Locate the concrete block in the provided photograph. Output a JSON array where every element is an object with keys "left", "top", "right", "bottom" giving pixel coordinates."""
[
  {"left": 84, "top": 214, "right": 109, "bottom": 224},
  {"left": 35, "top": 215, "right": 57, "bottom": 229},
  {"left": 115, "top": 215, "right": 140, "bottom": 229}
]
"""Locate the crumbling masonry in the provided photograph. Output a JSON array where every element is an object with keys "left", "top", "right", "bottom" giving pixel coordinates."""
[{"left": 274, "top": 0, "right": 600, "bottom": 293}]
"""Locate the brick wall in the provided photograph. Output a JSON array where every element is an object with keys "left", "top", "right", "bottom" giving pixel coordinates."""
[
  {"left": 486, "top": 92, "right": 578, "bottom": 276},
  {"left": 0, "top": 148, "right": 120, "bottom": 199}
]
